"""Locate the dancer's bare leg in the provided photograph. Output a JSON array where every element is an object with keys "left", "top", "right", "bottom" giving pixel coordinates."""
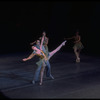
[
  {"left": 77, "top": 49, "right": 81, "bottom": 62},
  {"left": 40, "top": 63, "right": 46, "bottom": 85},
  {"left": 74, "top": 47, "right": 80, "bottom": 62},
  {"left": 48, "top": 40, "right": 66, "bottom": 60}
]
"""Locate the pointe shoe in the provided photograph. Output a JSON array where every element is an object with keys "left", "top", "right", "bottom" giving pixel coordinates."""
[
  {"left": 76, "top": 58, "right": 80, "bottom": 63},
  {"left": 78, "top": 58, "right": 80, "bottom": 62},
  {"left": 62, "top": 40, "right": 67, "bottom": 46},
  {"left": 39, "top": 82, "right": 42, "bottom": 85},
  {"left": 50, "top": 75, "right": 54, "bottom": 80},
  {"left": 32, "top": 80, "right": 35, "bottom": 84}
]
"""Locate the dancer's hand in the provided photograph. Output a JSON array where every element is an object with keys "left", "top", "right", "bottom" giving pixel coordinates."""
[
  {"left": 45, "top": 58, "right": 48, "bottom": 61},
  {"left": 44, "top": 56, "right": 48, "bottom": 61},
  {"left": 30, "top": 43, "right": 33, "bottom": 45},
  {"left": 22, "top": 58, "right": 27, "bottom": 61}
]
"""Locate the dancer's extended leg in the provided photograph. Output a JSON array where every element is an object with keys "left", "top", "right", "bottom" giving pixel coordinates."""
[
  {"left": 40, "top": 62, "right": 46, "bottom": 85},
  {"left": 48, "top": 40, "right": 66, "bottom": 60}
]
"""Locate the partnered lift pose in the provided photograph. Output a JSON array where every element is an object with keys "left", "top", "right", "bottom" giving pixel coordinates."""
[{"left": 23, "top": 33, "right": 66, "bottom": 85}]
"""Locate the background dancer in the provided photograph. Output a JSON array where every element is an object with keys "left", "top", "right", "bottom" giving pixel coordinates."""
[{"left": 65, "top": 31, "right": 84, "bottom": 62}]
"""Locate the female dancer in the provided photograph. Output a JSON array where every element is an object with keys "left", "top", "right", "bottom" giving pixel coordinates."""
[{"left": 65, "top": 31, "right": 83, "bottom": 62}]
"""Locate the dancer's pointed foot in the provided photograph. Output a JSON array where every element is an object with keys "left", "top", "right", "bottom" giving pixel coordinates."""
[
  {"left": 50, "top": 75, "right": 54, "bottom": 80},
  {"left": 62, "top": 40, "right": 67, "bottom": 46},
  {"left": 32, "top": 80, "right": 35, "bottom": 84},
  {"left": 39, "top": 82, "right": 42, "bottom": 85},
  {"left": 76, "top": 58, "right": 80, "bottom": 63}
]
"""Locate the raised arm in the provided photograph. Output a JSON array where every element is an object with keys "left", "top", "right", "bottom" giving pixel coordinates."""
[
  {"left": 40, "top": 34, "right": 45, "bottom": 50},
  {"left": 22, "top": 53, "right": 36, "bottom": 61}
]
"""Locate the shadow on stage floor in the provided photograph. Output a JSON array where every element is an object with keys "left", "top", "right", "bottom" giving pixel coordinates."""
[{"left": 0, "top": 52, "right": 100, "bottom": 99}]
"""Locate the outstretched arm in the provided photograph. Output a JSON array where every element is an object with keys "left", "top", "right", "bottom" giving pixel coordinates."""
[
  {"left": 65, "top": 36, "right": 75, "bottom": 40},
  {"left": 30, "top": 41, "right": 36, "bottom": 45},
  {"left": 22, "top": 53, "right": 36, "bottom": 61}
]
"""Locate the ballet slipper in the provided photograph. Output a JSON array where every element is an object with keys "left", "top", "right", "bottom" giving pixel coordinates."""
[
  {"left": 62, "top": 40, "right": 67, "bottom": 46},
  {"left": 39, "top": 82, "right": 42, "bottom": 85},
  {"left": 76, "top": 58, "right": 80, "bottom": 63}
]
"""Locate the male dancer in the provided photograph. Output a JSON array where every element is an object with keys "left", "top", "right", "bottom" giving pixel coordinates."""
[{"left": 30, "top": 31, "right": 49, "bottom": 57}]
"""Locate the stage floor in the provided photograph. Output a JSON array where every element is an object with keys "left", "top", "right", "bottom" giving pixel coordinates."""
[{"left": 0, "top": 52, "right": 100, "bottom": 99}]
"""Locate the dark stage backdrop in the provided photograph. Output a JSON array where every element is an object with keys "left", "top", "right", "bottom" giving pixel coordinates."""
[{"left": 0, "top": 1, "right": 100, "bottom": 56}]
